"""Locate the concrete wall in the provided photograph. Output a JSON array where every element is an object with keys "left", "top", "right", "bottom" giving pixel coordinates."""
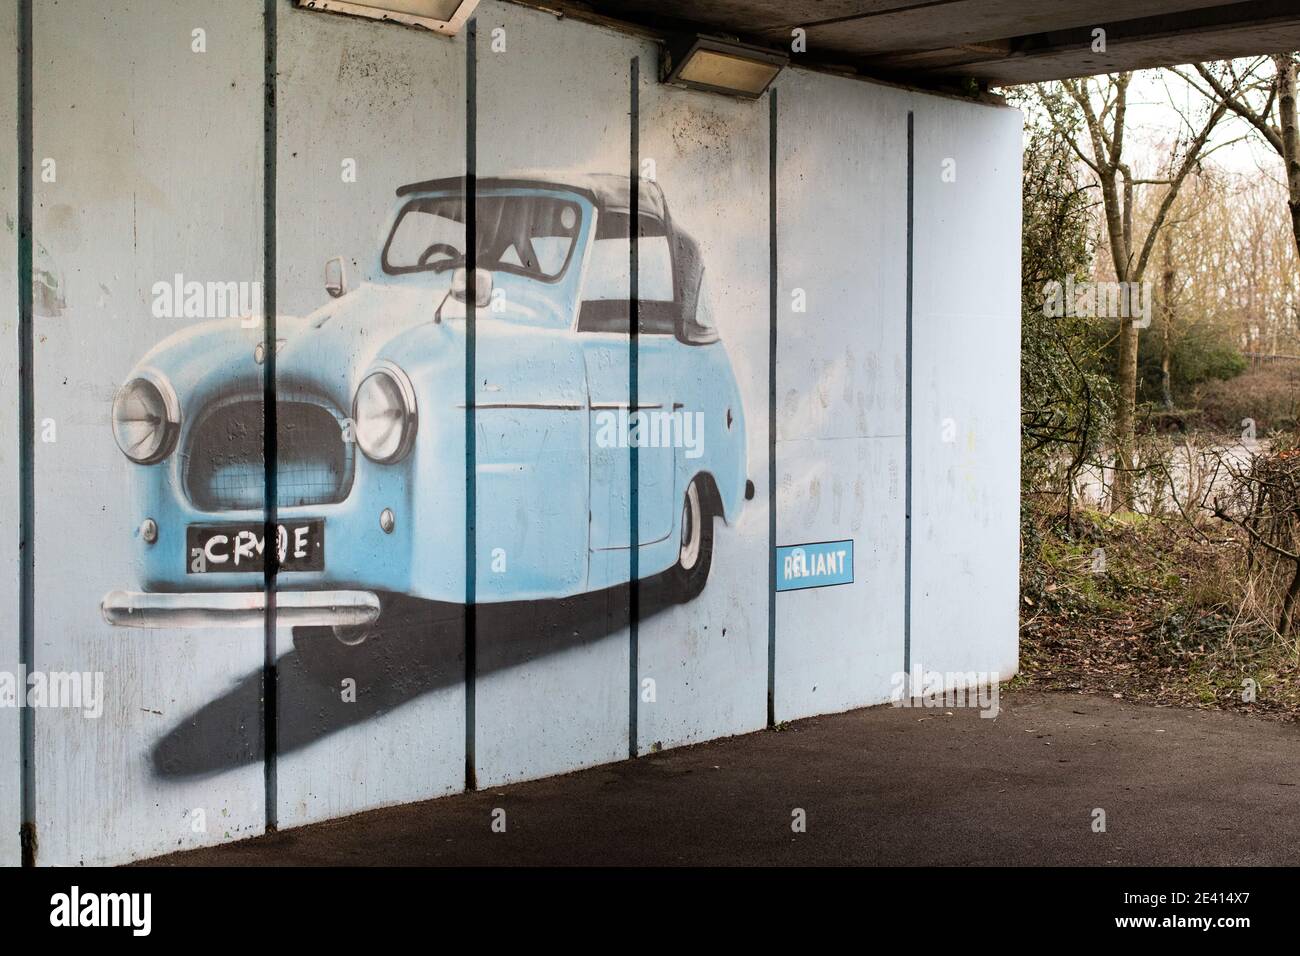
[
  {"left": 1, "top": 0, "right": 20, "bottom": 870},
  {"left": 2, "top": 0, "right": 1020, "bottom": 866}
]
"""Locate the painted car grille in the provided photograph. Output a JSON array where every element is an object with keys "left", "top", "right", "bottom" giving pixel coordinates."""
[{"left": 184, "top": 397, "right": 353, "bottom": 511}]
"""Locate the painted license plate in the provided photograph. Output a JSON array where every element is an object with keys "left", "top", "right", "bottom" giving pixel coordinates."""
[{"left": 186, "top": 521, "right": 324, "bottom": 573}]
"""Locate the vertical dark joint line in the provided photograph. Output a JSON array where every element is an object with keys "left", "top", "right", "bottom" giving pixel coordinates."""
[
  {"left": 766, "top": 88, "right": 777, "bottom": 729},
  {"left": 904, "top": 111, "right": 914, "bottom": 680},
  {"left": 627, "top": 56, "right": 639, "bottom": 760},
  {"left": 261, "top": 0, "right": 278, "bottom": 833},
  {"left": 17, "top": 0, "right": 36, "bottom": 867},
  {"left": 463, "top": 18, "right": 478, "bottom": 791}
]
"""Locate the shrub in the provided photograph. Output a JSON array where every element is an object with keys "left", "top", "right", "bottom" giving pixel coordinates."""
[{"left": 1192, "top": 362, "right": 1300, "bottom": 432}]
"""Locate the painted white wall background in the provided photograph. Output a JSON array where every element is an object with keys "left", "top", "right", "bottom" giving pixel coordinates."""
[{"left": 2, "top": 0, "right": 1021, "bottom": 865}]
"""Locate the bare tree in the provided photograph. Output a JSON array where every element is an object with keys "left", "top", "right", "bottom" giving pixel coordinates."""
[
  {"left": 1160, "top": 224, "right": 1175, "bottom": 410},
  {"left": 1188, "top": 55, "right": 1300, "bottom": 264},
  {"left": 1037, "top": 73, "right": 1230, "bottom": 510},
  {"left": 1157, "top": 165, "right": 1298, "bottom": 356},
  {"left": 1140, "top": 165, "right": 1234, "bottom": 407}
]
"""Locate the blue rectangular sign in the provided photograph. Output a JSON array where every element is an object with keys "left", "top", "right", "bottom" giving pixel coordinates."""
[{"left": 776, "top": 539, "right": 854, "bottom": 592}]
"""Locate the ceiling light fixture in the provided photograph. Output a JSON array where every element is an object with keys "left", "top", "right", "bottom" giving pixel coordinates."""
[
  {"left": 660, "top": 34, "right": 787, "bottom": 99},
  {"left": 295, "top": 0, "right": 480, "bottom": 36}
]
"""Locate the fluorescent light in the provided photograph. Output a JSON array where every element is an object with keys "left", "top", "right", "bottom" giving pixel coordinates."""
[
  {"left": 678, "top": 50, "right": 782, "bottom": 94},
  {"left": 661, "top": 35, "right": 787, "bottom": 99},
  {"left": 295, "top": 0, "right": 479, "bottom": 35}
]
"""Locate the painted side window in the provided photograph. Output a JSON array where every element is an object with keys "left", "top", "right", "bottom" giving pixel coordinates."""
[{"left": 578, "top": 212, "right": 676, "bottom": 334}]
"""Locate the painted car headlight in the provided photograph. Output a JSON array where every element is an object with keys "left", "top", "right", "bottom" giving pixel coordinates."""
[
  {"left": 111, "top": 373, "right": 180, "bottom": 464},
  {"left": 353, "top": 363, "right": 417, "bottom": 464}
]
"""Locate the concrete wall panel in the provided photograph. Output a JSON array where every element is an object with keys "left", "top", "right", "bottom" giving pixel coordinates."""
[
  {"left": 909, "top": 98, "right": 1022, "bottom": 683},
  {"left": 1, "top": 0, "right": 20, "bottom": 868},
  {"left": 471, "top": 0, "right": 633, "bottom": 787},
  {"left": 30, "top": 0, "right": 266, "bottom": 866},
  {"left": 774, "top": 70, "right": 909, "bottom": 720},
  {"left": 634, "top": 76, "right": 770, "bottom": 752},
  {"left": 271, "top": 0, "right": 467, "bottom": 830}
]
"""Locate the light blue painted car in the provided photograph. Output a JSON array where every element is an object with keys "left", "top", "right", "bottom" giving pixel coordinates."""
[{"left": 102, "top": 173, "right": 751, "bottom": 647}]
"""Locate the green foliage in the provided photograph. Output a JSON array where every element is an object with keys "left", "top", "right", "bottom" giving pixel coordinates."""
[
  {"left": 1135, "top": 315, "right": 1246, "bottom": 401},
  {"left": 1012, "top": 89, "right": 1115, "bottom": 493}
]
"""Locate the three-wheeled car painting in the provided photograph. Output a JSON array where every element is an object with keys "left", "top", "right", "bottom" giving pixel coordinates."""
[{"left": 103, "top": 173, "right": 751, "bottom": 662}]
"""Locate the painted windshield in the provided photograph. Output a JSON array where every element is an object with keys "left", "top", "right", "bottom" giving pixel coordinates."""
[{"left": 382, "top": 192, "right": 582, "bottom": 282}]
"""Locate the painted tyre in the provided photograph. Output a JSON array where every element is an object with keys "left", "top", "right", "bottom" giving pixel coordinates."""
[{"left": 672, "top": 477, "right": 714, "bottom": 602}]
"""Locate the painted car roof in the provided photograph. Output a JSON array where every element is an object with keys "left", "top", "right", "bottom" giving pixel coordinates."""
[{"left": 395, "top": 171, "right": 669, "bottom": 222}]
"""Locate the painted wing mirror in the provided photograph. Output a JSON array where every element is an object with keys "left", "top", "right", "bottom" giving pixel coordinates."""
[
  {"left": 451, "top": 266, "right": 493, "bottom": 308},
  {"left": 324, "top": 255, "right": 348, "bottom": 298},
  {"left": 436, "top": 267, "right": 493, "bottom": 324}
]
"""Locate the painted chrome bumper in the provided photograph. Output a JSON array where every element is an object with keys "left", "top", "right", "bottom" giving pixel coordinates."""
[{"left": 100, "top": 589, "right": 381, "bottom": 629}]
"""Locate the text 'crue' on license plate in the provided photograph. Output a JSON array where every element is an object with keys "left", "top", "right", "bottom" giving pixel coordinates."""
[{"left": 187, "top": 521, "right": 324, "bottom": 573}]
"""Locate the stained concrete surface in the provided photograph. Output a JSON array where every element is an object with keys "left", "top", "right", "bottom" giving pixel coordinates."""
[{"left": 141, "top": 688, "right": 1300, "bottom": 866}]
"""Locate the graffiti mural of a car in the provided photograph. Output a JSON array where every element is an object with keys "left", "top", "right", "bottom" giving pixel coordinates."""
[{"left": 102, "top": 173, "right": 752, "bottom": 656}]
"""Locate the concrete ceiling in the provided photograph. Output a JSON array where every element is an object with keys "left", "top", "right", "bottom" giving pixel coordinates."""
[{"left": 513, "top": 0, "right": 1300, "bottom": 87}]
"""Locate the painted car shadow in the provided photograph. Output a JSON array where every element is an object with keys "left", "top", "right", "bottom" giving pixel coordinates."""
[{"left": 151, "top": 572, "right": 681, "bottom": 778}]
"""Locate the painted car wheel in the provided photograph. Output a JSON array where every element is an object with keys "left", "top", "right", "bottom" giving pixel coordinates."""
[
  {"left": 673, "top": 478, "right": 713, "bottom": 602},
  {"left": 680, "top": 481, "right": 703, "bottom": 570}
]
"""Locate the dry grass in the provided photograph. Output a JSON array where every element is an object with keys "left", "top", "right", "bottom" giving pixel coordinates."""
[{"left": 1018, "top": 504, "right": 1300, "bottom": 719}]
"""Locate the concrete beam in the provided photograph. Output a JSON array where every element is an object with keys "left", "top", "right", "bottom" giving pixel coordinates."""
[{"left": 530, "top": 0, "right": 1300, "bottom": 88}]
